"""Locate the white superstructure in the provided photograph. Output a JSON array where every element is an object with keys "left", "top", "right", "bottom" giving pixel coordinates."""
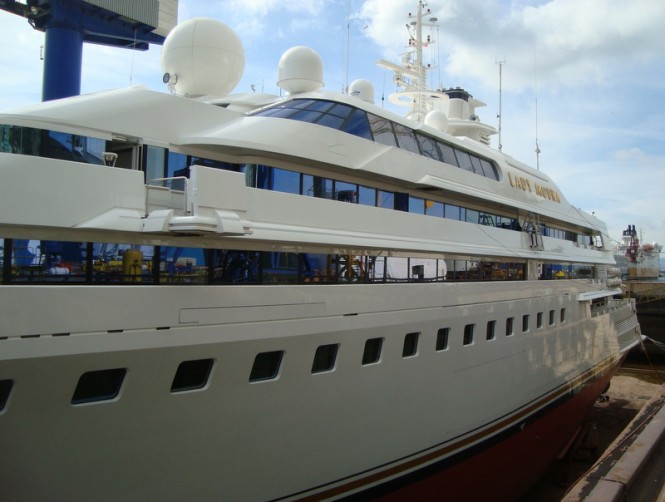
[{"left": 0, "top": 8, "right": 640, "bottom": 501}]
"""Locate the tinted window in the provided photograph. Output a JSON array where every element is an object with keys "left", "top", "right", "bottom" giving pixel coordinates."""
[
  {"left": 393, "top": 123, "right": 419, "bottom": 153},
  {"left": 416, "top": 133, "right": 442, "bottom": 161},
  {"left": 368, "top": 114, "right": 397, "bottom": 146}
]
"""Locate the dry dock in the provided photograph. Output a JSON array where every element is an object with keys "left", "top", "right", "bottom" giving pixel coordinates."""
[{"left": 520, "top": 369, "right": 665, "bottom": 501}]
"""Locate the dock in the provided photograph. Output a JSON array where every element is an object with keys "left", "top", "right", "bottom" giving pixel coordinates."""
[
  {"left": 521, "top": 369, "right": 665, "bottom": 501},
  {"left": 563, "top": 373, "right": 665, "bottom": 501}
]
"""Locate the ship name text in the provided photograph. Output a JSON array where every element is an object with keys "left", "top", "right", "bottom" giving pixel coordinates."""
[{"left": 507, "top": 173, "right": 561, "bottom": 203}]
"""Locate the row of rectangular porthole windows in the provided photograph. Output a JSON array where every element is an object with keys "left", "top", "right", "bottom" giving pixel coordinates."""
[
  {"left": 461, "top": 308, "right": 566, "bottom": 346},
  {"left": 0, "top": 309, "right": 567, "bottom": 411}
]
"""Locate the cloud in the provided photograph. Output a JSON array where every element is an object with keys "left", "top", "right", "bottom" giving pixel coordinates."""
[{"left": 357, "top": 0, "right": 665, "bottom": 92}]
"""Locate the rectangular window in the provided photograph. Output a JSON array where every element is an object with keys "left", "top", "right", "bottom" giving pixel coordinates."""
[
  {"left": 335, "top": 181, "right": 358, "bottom": 203},
  {"left": 408, "top": 196, "right": 425, "bottom": 214},
  {"left": 415, "top": 133, "right": 441, "bottom": 161},
  {"left": 549, "top": 310, "right": 556, "bottom": 326},
  {"left": 271, "top": 167, "right": 301, "bottom": 195},
  {"left": 368, "top": 114, "right": 397, "bottom": 146},
  {"left": 436, "top": 328, "right": 450, "bottom": 351},
  {"left": 455, "top": 150, "right": 474, "bottom": 172},
  {"left": 358, "top": 185, "right": 376, "bottom": 206},
  {"left": 402, "top": 332, "right": 419, "bottom": 357},
  {"left": 312, "top": 344, "right": 339, "bottom": 373},
  {"left": 249, "top": 351, "right": 284, "bottom": 382},
  {"left": 522, "top": 314, "right": 529, "bottom": 333},
  {"left": 438, "top": 142, "right": 458, "bottom": 166},
  {"left": 362, "top": 338, "right": 383, "bottom": 365},
  {"left": 377, "top": 190, "right": 394, "bottom": 209},
  {"left": 145, "top": 145, "right": 166, "bottom": 182},
  {"left": 444, "top": 204, "right": 462, "bottom": 221},
  {"left": 506, "top": 317, "right": 514, "bottom": 336},
  {"left": 425, "top": 200, "right": 444, "bottom": 218},
  {"left": 393, "top": 123, "right": 420, "bottom": 154},
  {"left": 537, "top": 312, "right": 543, "bottom": 329},
  {"left": 486, "top": 320, "right": 496, "bottom": 341},
  {"left": 71, "top": 368, "right": 126, "bottom": 404},
  {"left": 171, "top": 359, "right": 214, "bottom": 393},
  {"left": 463, "top": 324, "right": 475, "bottom": 346},
  {"left": 560, "top": 308, "right": 566, "bottom": 323},
  {"left": 0, "top": 379, "right": 13, "bottom": 412}
]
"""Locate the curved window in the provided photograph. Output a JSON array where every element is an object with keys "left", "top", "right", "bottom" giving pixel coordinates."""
[{"left": 252, "top": 101, "right": 500, "bottom": 181}]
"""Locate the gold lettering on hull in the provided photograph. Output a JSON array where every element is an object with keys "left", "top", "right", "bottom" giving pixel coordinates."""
[{"left": 508, "top": 172, "right": 560, "bottom": 203}]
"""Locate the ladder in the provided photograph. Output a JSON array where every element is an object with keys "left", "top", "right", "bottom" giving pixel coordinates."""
[{"left": 523, "top": 213, "right": 544, "bottom": 251}]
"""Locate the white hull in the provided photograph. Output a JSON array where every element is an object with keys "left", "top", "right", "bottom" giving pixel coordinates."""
[{"left": 1, "top": 280, "right": 639, "bottom": 500}]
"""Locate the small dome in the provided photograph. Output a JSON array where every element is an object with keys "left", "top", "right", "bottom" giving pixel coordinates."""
[
  {"left": 424, "top": 110, "right": 449, "bottom": 132},
  {"left": 348, "top": 79, "right": 374, "bottom": 104},
  {"left": 277, "top": 46, "right": 324, "bottom": 94},
  {"left": 161, "top": 18, "right": 245, "bottom": 97}
]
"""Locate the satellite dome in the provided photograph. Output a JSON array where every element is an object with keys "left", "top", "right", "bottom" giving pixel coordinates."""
[
  {"left": 161, "top": 18, "right": 245, "bottom": 98},
  {"left": 424, "top": 110, "right": 449, "bottom": 132},
  {"left": 277, "top": 46, "right": 324, "bottom": 94},
  {"left": 348, "top": 79, "right": 374, "bottom": 104}
]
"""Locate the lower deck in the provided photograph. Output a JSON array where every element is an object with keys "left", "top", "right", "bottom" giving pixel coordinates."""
[{"left": 0, "top": 280, "right": 641, "bottom": 500}]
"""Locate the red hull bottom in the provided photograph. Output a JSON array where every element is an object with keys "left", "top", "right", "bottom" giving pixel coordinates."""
[{"left": 372, "top": 372, "right": 614, "bottom": 502}]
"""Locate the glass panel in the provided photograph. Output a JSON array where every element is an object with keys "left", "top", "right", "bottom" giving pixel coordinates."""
[
  {"left": 262, "top": 252, "right": 299, "bottom": 284},
  {"left": 393, "top": 123, "right": 419, "bottom": 153},
  {"left": 92, "top": 243, "right": 154, "bottom": 284},
  {"left": 377, "top": 190, "right": 394, "bottom": 209},
  {"left": 249, "top": 351, "right": 283, "bottom": 381},
  {"left": 343, "top": 109, "right": 373, "bottom": 139},
  {"left": 402, "top": 332, "right": 419, "bottom": 357},
  {"left": 160, "top": 246, "right": 208, "bottom": 284},
  {"left": 469, "top": 155, "right": 484, "bottom": 175},
  {"left": 0, "top": 125, "right": 42, "bottom": 155},
  {"left": 480, "top": 159, "right": 498, "bottom": 180},
  {"left": 438, "top": 142, "right": 458, "bottom": 165},
  {"left": 335, "top": 181, "right": 357, "bottom": 202},
  {"left": 408, "top": 196, "right": 425, "bottom": 214},
  {"left": 71, "top": 368, "right": 126, "bottom": 404},
  {"left": 466, "top": 209, "right": 480, "bottom": 224},
  {"left": 368, "top": 114, "right": 397, "bottom": 146},
  {"left": 415, "top": 133, "right": 441, "bottom": 160},
  {"left": 291, "top": 109, "right": 324, "bottom": 123},
  {"left": 304, "top": 176, "right": 333, "bottom": 199},
  {"left": 211, "top": 250, "right": 260, "bottom": 284},
  {"left": 47, "top": 131, "right": 105, "bottom": 164},
  {"left": 455, "top": 149, "right": 474, "bottom": 173},
  {"left": 315, "top": 113, "right": 345, "bottom": 129},
  {"left": 425, "top": 200, "right": 444, "bottom": 218},
  {"left": 436, "top": 328, "right": 449, "bottom": 351},
  {"left": 312, "top": 344, "right": 339, "bottom": 373},
  {"left": 463, "top": 324, "right": 474, "bottom": 345},
  {"left": 362, "top": 338, "right": 383, "bottom": 365},
  {"left": 271, "top": 167, "right": 301, "bottom": 194},
  {"left": 444, "top": 204, "right": 462, "bottom": 220},
  {"left": 167, "top": 151, "right": 188, "bottom": 177},
  {"left": 145, "top": 145, "right": 166, "bottom": 182},
  {"left": 358, "top": 185, "right": 376, "bottom": 206},
  {"left": 171, "top": 359, "right": 214, "bottom": 393}
]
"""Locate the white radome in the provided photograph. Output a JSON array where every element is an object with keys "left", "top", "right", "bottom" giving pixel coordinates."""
[
  {"left": 277, "top": 46, "right": 324, "bottom": 95},
  {"left": 161, "top": 17, "right": 245, "bottom": 98}
]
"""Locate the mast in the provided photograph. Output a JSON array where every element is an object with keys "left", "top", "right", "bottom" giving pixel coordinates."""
[{"left": 496, "top": 58, "right": 505, "bottom": 151}]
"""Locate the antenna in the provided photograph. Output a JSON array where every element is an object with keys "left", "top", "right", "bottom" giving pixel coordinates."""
[
  {"left": 344, "top": 0, "right": 350, "bottom": 93},
  {"left": 534, "top": 53, "right": 541, "bottom": 170},
  {"left": 496, "top": 58, "right": 505, "bottom": 151}
]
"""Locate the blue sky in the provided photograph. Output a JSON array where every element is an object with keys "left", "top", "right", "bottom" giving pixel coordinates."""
[{"left": 1, "top": 0, "right": 664, "bottom": 248}]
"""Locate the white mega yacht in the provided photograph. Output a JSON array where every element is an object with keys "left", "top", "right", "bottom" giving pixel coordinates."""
[{"left": 0, "top": 4, "right": 640, "bottom": 501}]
